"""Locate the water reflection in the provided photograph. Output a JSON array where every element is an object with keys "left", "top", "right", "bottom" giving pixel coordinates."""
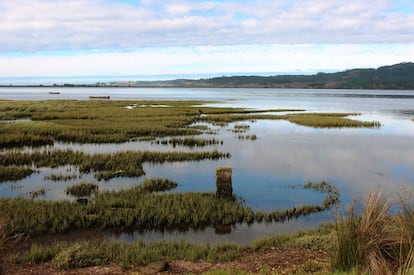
[{"left": 107, "top": 211, "right": 332, "bottom": 246}]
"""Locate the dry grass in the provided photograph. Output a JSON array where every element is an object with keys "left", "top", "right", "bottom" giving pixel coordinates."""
[{"left": 333, "top": 191, "right": 414, "bottom": 274}]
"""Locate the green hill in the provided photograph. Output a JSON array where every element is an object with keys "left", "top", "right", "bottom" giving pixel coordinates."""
[{"left": 124, "top": 62, "right": 414, "bottom": 89}]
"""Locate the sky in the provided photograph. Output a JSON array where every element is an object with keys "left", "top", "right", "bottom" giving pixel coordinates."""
[{"left": 0, "top": 0, "right": 414, "bottom": 81}]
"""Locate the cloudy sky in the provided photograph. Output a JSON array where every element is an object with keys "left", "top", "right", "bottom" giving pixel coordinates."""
[{"left": 1, "top": 0, "right": 414, "bottom": 80}]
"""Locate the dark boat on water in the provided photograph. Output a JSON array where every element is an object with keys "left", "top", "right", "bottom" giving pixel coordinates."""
[{"left": 89, "top": 96, "right": 110, "bottom": 99}]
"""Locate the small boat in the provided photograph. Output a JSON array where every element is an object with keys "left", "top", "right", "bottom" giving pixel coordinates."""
[
  {"left": 49, "top": 92, "right": 60, "bottom": 94},
  {"left": 89, "top": 96, "right": 110, "bottom": 99}
]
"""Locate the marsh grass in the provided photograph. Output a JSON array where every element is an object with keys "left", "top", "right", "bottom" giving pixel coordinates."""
[
  {"left": 26, "top": 239, "right": 244, "bottom": 270},
  {"left": 45, "top": 173, "right": 78, "bottom": 182},
  {"left": 202, "top": 112, "right": 381, "bottom": 128},
  {"left": 0, "top": 180, "right": 338, "bottom": 236},
  {"left": 0, "top": 149, "right": 229, "bottom": 182},
  {"left": 283, "top": 113, "right": 381, "bottom": 128},
  {"left": 0, "top": 100, "right": 281, "bottom": 147},
  {"left": 253, "top": 223, "right": 336, "bottom": 251},
  {"left": 155, "top": 137, "right": 223, "bottom": 147},
  {"left": 140, "top": 178, "right": 177, "bottom": 192},
  {"left": 66, "top": 183, "right": 99, "bottom": 197},
  {"left": 333, "top": 192, "right": 414, "bottom": 274},
  {"left": 0, "top": 99, "right": 360, "bottom": 148},
  {"left": 0, "top": 165, "right": 33, "bottom": 183}
]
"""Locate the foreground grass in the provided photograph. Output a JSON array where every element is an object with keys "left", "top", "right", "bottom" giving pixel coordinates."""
[
  {"left": 26, "top": 240, "right": 245, "bottom": 270},
  {"left": 0, "top": 180, "right": 338, "bottom": 236},
  {"left": 24, "top": 226, "right": 334, "bottom": 271},
  {"left": 4, "top": 191, "right": 412, "bottom": 274},
  {"left": 0, "top": 100, "right": 379, "bottom": 148},
  {"left": 333, "top": 192, "right": 414, "bottom": 274}
]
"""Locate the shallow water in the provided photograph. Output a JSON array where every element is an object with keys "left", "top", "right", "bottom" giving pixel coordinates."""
[{"left": 0, "top": 87, "right": 413, "bottom": 244}]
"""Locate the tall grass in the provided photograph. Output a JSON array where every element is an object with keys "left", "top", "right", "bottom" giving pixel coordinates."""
[{"left": 333, "top": 192, "right": 414, "bottom": 274}]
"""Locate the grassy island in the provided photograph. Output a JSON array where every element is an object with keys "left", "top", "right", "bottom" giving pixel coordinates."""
[{"left": 0, "top": 100, "right": 379, "bottom": 148}]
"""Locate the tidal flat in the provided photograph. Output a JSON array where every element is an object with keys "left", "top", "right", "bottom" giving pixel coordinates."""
[{"left": 0, "top": 91, "right": 413, "bottom": 273}]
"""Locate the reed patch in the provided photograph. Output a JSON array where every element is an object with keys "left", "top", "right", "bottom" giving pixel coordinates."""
[
  {"left": 66, "top": 183, "right": 99, "bottom": 197},
  {"left": 0, "top": 149, "right": 230, "bottom": 182},
  {"left": 0, "top": 179, "right": 339, "bottom": 236}
]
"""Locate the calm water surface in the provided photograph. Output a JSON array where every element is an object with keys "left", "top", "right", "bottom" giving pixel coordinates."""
[{"left": 0, "top": 87, "right": 413, "bottom": 244}]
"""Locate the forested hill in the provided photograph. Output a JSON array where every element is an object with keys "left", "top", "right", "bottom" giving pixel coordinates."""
[{"left": 118, "top": 62, "right": 414, "bottom": 89}]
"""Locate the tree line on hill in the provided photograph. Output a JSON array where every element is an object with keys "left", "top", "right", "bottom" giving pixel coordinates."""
[{"left": 129, "top": 62, "right": 413, "bottom": 89}]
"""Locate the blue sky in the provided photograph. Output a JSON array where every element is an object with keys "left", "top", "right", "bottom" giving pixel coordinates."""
[{"left": 0, "top": 0, "right": 413, "bottom": 80}]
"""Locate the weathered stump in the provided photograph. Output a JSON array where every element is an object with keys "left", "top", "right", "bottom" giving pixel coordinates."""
[{"left": 216, "top": 167, "right": 233, "bottom": 200}]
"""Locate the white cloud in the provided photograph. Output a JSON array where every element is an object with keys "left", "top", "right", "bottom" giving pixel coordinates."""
[
  {"left": 0, "top": 44, "right": 413, "bottom": 77},
  {"left": 165, "top": 4, "right": 192, "bottom": 15},
  {"left": 0, "top": 0, "right": 413, "bottom": 53}
]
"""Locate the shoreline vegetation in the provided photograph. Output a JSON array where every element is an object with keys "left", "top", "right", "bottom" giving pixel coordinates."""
[
  {"left": 1, "top": 191, "right": 413, "bottom": 274},
  {"left": 0, "top": 62, "right": 413, "bottom": 89}
]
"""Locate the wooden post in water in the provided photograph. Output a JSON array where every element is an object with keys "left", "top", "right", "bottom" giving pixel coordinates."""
[{"left": 216, "top": 167, "right": 233, "bottom": 200}]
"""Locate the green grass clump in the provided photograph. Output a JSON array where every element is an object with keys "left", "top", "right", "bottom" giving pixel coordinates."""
[
  {"left": 140, "top": 178, "right": 178, "bottom": 192},
  {"left": 0, "top": 165, "right": 33, "bottom": 183},
  {"left": 282, "top": 113, "right": 381, "bottom": 128},
  {"left": 66, "top": 183, "right": 99, "bottom": 197},
  {"left": 253, "top": 223, "right": 336, "bottom": 252},
  {"left": 0, "top": 149, "right": 229, "bottom": 182}
]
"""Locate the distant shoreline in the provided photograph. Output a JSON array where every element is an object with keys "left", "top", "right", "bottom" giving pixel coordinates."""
[{"left": 0, "top": 62, "right": 413, "bottom": 90}]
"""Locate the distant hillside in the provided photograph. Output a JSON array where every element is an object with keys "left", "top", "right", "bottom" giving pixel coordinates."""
[{"left": 107, "top": 62, "right": 414, "bottom": 89}]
